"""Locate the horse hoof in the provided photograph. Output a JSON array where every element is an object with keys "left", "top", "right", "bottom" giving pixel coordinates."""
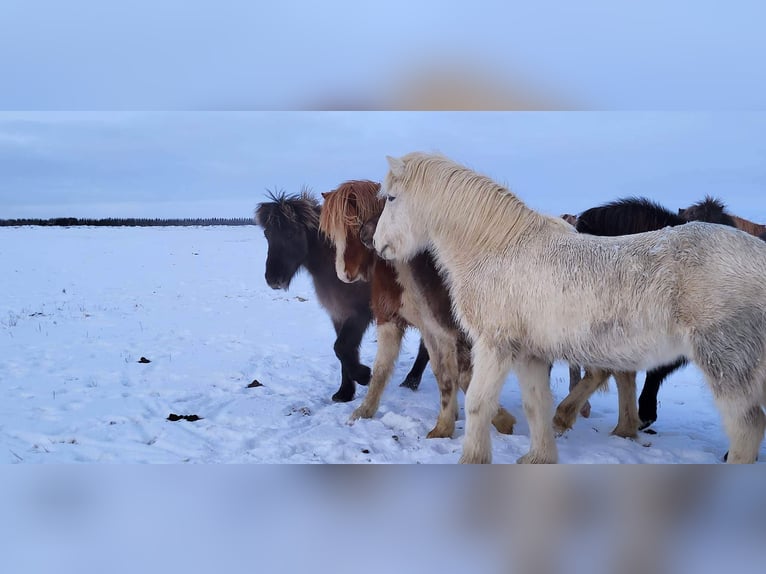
[
  {"left": 332, "top": 390, "right": 354, "bottom": 403},
  {"left": 458, "top": 453, "right": 491, "bottom": 464},
  {"left": 638, "top": 418, "right": 656, "bottom": 431},
  {"left": 354, "top": 365, "right": 372, "bottom": 386},
  {"left": 610, "top": 427, "right": 639, "bottom": 440},
  {"left": 491, "top": 411, "right": 517, "bottom": 435},
  {"left": 579, "top": 401, "right": 592, "bottom": 419},
  {"left": 552, "top": 413, "right": 573, "bottom": 436},
  {"left": 722, "top": 451, "right": 758, "bottom": 463},
  {"left": 517, "top": 451, "right": 557, "bottom": 464},
  {"left": 399, "top": 375, "right": 421, "bottom": 391},
  {"left": 350, "top": 404, "right": 376, "bottom": 421},
  {"left": 426, "top": 427, "right": 453, "bottom": 439}
]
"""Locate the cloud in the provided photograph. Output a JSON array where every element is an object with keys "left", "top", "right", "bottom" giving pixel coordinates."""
[{"left": 1, "top": 112, "right": 765, "bottom": 222}]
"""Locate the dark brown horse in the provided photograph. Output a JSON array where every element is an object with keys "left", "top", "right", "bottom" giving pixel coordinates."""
[
  {"left": 254, "top": 190, "right": 427, "bottom": 402},
  {"left": 319, "top": 181, "right": 516, "bottom": 438}
]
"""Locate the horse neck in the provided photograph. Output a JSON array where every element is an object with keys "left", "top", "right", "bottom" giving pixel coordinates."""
[
  {"left": 303, "top": 227, "right": 335, "bottom": 276},
  {"left": 423, "top": 191, "right": 543, "bottom": 268}
]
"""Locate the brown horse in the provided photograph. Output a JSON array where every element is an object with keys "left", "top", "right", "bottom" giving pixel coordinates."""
[{"left": 319, "top": 180, "right": 516, "bottom": 438}]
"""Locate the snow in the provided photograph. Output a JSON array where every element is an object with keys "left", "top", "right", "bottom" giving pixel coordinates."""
[{"left": 0, "top": 225, "right": 757, "bottom": 464}]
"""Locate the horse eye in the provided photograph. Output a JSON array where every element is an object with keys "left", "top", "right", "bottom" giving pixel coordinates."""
[{"left": 387, "top": 195, "right": 396, "bottom": 202}]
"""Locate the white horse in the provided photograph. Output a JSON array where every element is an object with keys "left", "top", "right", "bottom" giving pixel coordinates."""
[{"left": 373, "top": 152, "right": 766, "bottom": 464}]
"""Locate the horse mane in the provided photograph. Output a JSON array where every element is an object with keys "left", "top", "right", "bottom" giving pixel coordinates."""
[
  {"left": 391, "top": 153, "right": 567, "bottom": 248},
  {"left": 576, "top": 197, "right": 685, "bottom": 236},
  {"left": 254, "top": 187, "right": 320, "bottom": 230},
  {"left": 319, "top": 180, "right": 383, "bottom": 243},
  {"left": 679, "top": 196, "right": 737, "bottom": 228}
]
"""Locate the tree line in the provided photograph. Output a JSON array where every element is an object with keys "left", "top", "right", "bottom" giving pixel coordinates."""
[{"left": 0, "top": 217, "right": 257, "bottom": 227}]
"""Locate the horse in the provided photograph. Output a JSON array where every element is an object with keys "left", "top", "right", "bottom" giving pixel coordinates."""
[
  {"left": 560, "top": 214, "right": 579, "bottom": 226},
  {"left": 319, "top": 180, "right": 517, "bottom": 439},
  {"left": 254, "top": 190, "right": 428, "bottom": 402},
  {"left": 373, "top": 152, "right": 766, "bottom": 464},
  {"left": 679, "top": 196, "right": 766, "bottom": 236},
  {"left": 559, "top": 196, "right": 738, "bottom": 433}
]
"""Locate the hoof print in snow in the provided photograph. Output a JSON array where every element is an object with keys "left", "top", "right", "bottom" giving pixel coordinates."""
[
  {"left": 287, "top": 406, "right": 311, "bottom": 417},
  {"left": 294, "top": 296, "right": 308, "bottom": 302},
  {"left": 138, "top": 357, "right": 152, "bottom": 364},
  {"left": 361, "top": 449, "right": 370, "bottom": 454},
  {"left": 247, "top": 379, "right": 264, "bottom": 388},
  {"left": 167, "top": 413, "right": 203, "bottom": 422}
]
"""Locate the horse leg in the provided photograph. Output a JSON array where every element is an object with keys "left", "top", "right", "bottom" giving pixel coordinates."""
[
  {"left": 348, "top": 321, "right": 404, "bottom": 422},
  {"left": 611, "top": 371, "right": 640, "bottom": 439},
  {"left": 568, "top": 363, "right": 591, "bottom": 418},
  {"left": 330, "top": 320, "right": 357, "bottom": 403},
  {"left": 713, "top": 396, "right": 765, "bottom": 464},
  {"left": 638, "top": 358, "right": 687, "bottom": 430},
  {"left": 332, "top": 368, "right": 356, "bottom": 403},
  {"left": 333, "top": 315, "right": 371, "bottom": 388},
  {"left": 421, "top": 332, "right": 459, "bottom": 439},
  {"left": 455, "top": 335, "right": 516, "bottom": 435},
  {"left": 553, "top": 367, "right": 610, "bottom": 435},
  {"left": 459, "top": 339, "right": 515, "bottom": 464},
  {"left": 516, "top": 357, "right": 558, "bottom": 464},
  {"left": 400, "top": 337, "right": 430, "bottom": 390}
]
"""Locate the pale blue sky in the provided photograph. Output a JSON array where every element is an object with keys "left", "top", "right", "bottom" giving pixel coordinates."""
[
  {"left": 1, "top": 1, "right": 764, "bottom": 109},
  {"left": 1, "top": 112, "right": 764, "bottom": 221}
]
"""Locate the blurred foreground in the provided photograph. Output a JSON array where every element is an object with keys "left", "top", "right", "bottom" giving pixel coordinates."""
[{"left": 1, "top": 466, "right": 763, "bottom": 574}]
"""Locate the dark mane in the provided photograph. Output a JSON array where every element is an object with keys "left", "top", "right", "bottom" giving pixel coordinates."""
[
  {"left": 576, "top": 197, "right": 684, "bottom": 236},
  {"left": 679, "top": 196, "right": 738, "bottom": 228},
  {"left": 254, "top": 188, "right": 320, "bottom": 230}
]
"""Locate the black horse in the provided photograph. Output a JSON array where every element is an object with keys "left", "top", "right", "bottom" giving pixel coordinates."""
[
  {"left": 575, "top": 196, "right": 738, "bottom": 429},
  {"left": 255, "top": 190, "right": 428, "bottom": 402}
]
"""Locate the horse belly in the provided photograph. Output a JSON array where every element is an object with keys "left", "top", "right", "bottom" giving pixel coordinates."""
[
  {"left": 572, "top": 337, "right": 688, "bottom": 372},
  {"left": 518, "top": 291, "right": 686, "bottom": 371}
]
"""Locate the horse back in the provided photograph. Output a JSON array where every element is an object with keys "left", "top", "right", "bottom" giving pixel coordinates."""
[{"left": 576, "top": 198, "right": 685, "bottom": 236}]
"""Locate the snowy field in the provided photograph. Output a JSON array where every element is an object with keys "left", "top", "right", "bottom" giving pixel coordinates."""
[{"left": 0, "top": 224, "right": 758, "bottom": 464}]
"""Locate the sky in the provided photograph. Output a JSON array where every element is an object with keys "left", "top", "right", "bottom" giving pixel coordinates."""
[
  {"left": 1, "top": 112, "right": 765, "bottom": 221},
  {"left": 1, "top": 1, "right": 764, "bottom": 109}
]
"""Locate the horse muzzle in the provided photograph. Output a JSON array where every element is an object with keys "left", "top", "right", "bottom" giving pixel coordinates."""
[
  {"left": 266, "top": 276, "right": 290, "bottom": 290},
  {"left": 337, "top": 271, "right": 362, "bottom": 284}
]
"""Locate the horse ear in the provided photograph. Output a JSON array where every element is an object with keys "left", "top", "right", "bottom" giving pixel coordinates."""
[
  {"left": 321, "top": 192, "right": 328, "bottom": 199},
  {"left": 386, "top": 155, "right": 405, "bottom": 178}
]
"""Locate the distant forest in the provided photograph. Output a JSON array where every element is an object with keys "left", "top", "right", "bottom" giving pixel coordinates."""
[{"left": 0, "top": 217, "right": 256, "bottom": 227}]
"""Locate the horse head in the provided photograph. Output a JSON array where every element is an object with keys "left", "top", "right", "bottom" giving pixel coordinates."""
[
  {"left": 561, "top": 213, "right": 578, "bottom": 226},
  {"left": 255, "top": 190, "right": 318, "bottom": 290},
  {"left": 319, "top": 181, "right": 383, "bottom": 283},
  {"left": 374, "top": 154, "right": 432, "bottom": 262},
  {"left": 359, "top": 216, "right": 380, "bottom": 250},
  {"left": 678, "top": 196, "right": 736, "bottom": 227}
]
